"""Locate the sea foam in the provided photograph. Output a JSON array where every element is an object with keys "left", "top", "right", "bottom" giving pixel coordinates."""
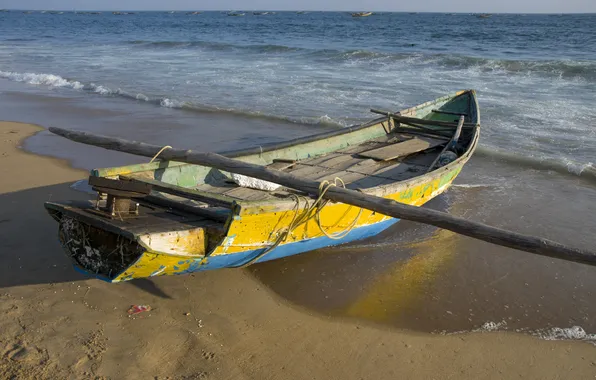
[
  {"left": 442, "top": 321, "right": 596, "bottom": 345},
  {"left": 0, "top": 71, "right": 84, "bottom": 89}
]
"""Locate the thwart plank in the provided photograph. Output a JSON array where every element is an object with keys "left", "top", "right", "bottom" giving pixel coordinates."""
[{"left": 357, "top": 137, "right": 445, "bottom": 161}]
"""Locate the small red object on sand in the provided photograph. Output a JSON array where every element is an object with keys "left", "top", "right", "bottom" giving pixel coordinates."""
[{"left": 128, "top": 305, "right": 151, "bottom": 315}]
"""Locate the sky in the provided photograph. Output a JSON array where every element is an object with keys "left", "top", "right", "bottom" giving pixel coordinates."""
[{"left": 0, "top": 0, "right": 595, "bottom": 13}]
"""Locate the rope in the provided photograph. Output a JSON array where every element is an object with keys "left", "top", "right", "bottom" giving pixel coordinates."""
[
  {"left": 149, "top": 145, "right": 172, "bottom": 163},
  {"left": 314, "top": 178, "right": 363, "bottom": 240},
  {"left": 237, "top": 177, "right": 362, "bottom": 267}
]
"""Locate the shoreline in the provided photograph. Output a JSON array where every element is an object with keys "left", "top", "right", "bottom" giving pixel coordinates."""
[{"left": 2, "top": 120, "right": 596, "bottom": 379}]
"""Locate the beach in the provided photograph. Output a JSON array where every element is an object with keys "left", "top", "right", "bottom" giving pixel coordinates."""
[
  {"left": 1, "top": 120, "right": 596, "bottom": 379},
  {"left": 1, "top": 10, "right": 596, "bottom": 379}
]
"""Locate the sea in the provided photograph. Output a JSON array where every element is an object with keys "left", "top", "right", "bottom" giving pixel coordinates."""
[{"left": 1, "top": 10, "right": 595, "bottom": 341}]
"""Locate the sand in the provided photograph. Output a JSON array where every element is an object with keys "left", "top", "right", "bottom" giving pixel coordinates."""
[{"left": 1, "top": 120, "right": 596, "bottom": 380}]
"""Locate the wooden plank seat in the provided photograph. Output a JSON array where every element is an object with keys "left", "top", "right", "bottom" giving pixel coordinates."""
[{"left": 357, "top": 136, "right": 445, "bottom": 161}]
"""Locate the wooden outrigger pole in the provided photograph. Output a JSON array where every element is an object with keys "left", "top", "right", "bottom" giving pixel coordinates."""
[{"left": 49, "top": 126, "right": 596, "bottom": 267}]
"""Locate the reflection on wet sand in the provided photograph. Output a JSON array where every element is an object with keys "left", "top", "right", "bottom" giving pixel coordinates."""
[
  {"left": 248, "top": 203, "right": 462, "bottom": 330},
  {"left": 343, "top": 229, "right": 459, "bottom": 323},
  {"left": 249, "top": 159, "right": 596, "bottom": 340}
]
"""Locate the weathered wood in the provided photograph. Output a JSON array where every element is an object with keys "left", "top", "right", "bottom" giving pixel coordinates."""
[
  {"left": 140, "top": 195, "right": 230, "bottom": 223},
  {"left": 89, "top": 176, "right": 152, "bottom": 195},
  {"left": 120, "top": 175, "right": 235, "bottom": 209},
  {"left": 223, "top": 187, "right": 273, "bottom": 201},
  {"left": 427, "top": 115, "right": 465, "bottom": 173},
  {"left": 267, "top": 159, "right": 296, "bottom": 171},
  {"left": 432, "top": 109, "right": 468, "bottom": 116},
  {"left": 358, "top": 137, "right": 445, "bottom": 161},
  {"left": 287, "top": 163, "right": 335, "bottom": 179},
  {"left": 195, "top": 182, "right": 236, "bottom": 195},
  {"left": 451, "top": 115, "right": 464, "bottom": 146},
  {"left": 313, "top": 169, "right": 368, "bottom": 185},
  {"left": 370, "top": 109, "right": 477, "bottom": 128},
  {"left": 391, "top": 129, "right": 452, "bottom": 141},
  {"left": 47, "top": 200, "right": 217, "bottom": 236},
  {"left": 49, "top": 127, "right": 596, "bottom": 267},
  {"left": 310, "top": 154, "right": 364, "bottom": 170}
]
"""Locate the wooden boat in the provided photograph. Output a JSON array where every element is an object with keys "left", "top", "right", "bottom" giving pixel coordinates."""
[
  {"left": 352, "top": 12, "right": 373, "bottom": 17},
  {"left": 228, "top": 12, "right": 245, "bottom": 16},
  {"left": 45, "top": 90, "right": 480, "bottom": 282},
  {"left": 477, "top": 13, "right": 492, "bottom": 18}
]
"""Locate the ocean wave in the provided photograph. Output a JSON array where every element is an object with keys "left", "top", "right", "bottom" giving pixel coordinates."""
[
  {"left": 123, "top": 39, "right": 595, "bottom": 80},
  {"left": 318, "top": 51, "right": 596, "bottom": 81},
  {"left": 126, "top": 39, "right": 301, "bottom": 53},
  {"left": 3, "top": 38, "right": 38, "bottom": 42},
  {"left": 429, "top": 55, "right": 596, "bottom": 80},
  {"left": 476, "top": 146, "right": 596, "bottom": 182},
  {"left": 0, "top": 71, "right": 84, "bottom": 89},
  {"left": 0, "top": 69, "right": 345, "bottom": 128}
]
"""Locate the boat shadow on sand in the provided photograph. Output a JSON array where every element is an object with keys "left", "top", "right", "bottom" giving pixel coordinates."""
[
  {"left": 0, "top": 181, "right": 171, "bottom": 298},
  {"left": 0, "top": 179, "right": 450, "bottom": 300}
]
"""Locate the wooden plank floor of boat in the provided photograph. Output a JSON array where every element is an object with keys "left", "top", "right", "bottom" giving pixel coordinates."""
[{"left": 192, "top": 131, "right": 445, "bottom": 202}]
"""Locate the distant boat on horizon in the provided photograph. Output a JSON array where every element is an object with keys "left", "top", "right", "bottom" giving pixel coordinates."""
[
  {"left": 228, "top": 12, "right": 245, "bottom": 16},
  {"left": 352, "top": 12, "right": 373, "bottom": 17},
  {"left": 477, "top": 13, "right": 492, "bottom": 18}
]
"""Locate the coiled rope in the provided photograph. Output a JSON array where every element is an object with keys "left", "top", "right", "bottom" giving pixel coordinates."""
[{"left": 238, "top": 178, "right": 363, "bottom": 267}]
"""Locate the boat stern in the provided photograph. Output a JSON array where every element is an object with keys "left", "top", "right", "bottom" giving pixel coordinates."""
[
  {"left": 44, "top": 200, "right": 225, "bottom": 282},
  {"left": 46, "top": 202, "right": 147, "bottom": 282}
]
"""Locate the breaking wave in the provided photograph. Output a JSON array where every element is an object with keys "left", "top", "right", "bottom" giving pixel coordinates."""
[
  {"left": 0, "top": 71, "right": 84, "bottom": 90},
  {"left": 477, "top": 146, "right": 596, "bottom": 182},
  {"left": 0, "top": 69, "right": 345, "bottom": 127}
]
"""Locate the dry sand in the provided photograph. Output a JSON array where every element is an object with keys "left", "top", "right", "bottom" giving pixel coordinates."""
[{"left": 1, "top": 121, "right": 595, "bottom": 380}]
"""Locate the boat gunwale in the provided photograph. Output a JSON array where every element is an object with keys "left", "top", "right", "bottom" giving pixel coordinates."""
[{"left": 86, "top": 89, "right": 480, "bottom": 214}]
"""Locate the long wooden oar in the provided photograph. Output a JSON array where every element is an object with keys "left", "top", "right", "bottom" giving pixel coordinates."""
[{"left": 49, "top": 127, "right": 596, "bottom": 267}]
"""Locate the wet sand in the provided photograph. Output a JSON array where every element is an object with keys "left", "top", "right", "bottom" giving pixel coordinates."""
[
  {"left": 250, "top": 159, "right": 596, "bottom": 335},
  {"left": 2, "top": 121, "right": 596, "bottom": 379}
]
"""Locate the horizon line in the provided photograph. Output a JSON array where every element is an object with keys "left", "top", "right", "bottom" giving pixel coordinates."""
[{"left": 2, "top": 9, "right": 595, "bottom": 14}]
